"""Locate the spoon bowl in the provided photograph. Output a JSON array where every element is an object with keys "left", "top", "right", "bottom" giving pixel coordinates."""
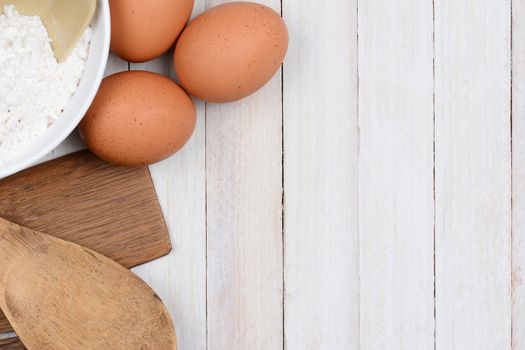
[{"left": 0, "top": 218, "right": 177, "bottom": 349}]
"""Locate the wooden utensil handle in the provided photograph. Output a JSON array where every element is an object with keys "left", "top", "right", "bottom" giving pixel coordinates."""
[
  {"left": 0, "top": 337, "right": 25, "bottom": 349},
  {"left": 0, "top": 316, "right": 10, "bottom": 333}
]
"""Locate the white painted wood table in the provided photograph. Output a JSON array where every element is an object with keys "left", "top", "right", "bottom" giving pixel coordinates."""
[{"left": 6, "top": 0, "right": 525, "bottom": 349}]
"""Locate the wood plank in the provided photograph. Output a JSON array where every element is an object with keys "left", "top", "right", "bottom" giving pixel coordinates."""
[
  {"left": 513, "top": 0, "right": 525, "bottom": 348},
  {"left": 204, "top": 0, "right": 283, "bottom": 348},
  {"left": 282, "top": 0, "right": 359, "bottom": 349},
  {"left": 434, "top": 1, "right": 512, "bottom": 348},
  {"left": 130, "top": 4, "right": 207, "bottom": 346},
  {"left": 358, "top": 0, "right": 435, "bottom": 348}
]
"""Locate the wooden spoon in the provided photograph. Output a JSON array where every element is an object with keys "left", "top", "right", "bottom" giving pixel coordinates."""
[
  {"left": 0, "top": 0, "right": 96, "bottom": 62},
  {"left": 0, "top": 218, "right": 176, "bottom": 349}
]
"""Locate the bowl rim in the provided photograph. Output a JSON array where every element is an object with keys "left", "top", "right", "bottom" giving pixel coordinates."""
[{"left": 0, "top": 0, "right": 110, "bottom": 179}]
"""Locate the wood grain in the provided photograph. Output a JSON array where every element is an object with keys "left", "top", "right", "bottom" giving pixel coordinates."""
[
  {"left": 434, "top": 1, "right": 512, "bottom": 348},
  {"left": 204, "top": 0, "right": 283, "bottom": 348},
  {"left": 130, "top": 7, "right": 208, "bottom": 347},
  {"left": 282, "top": 0, "right": 359, "bottom": 349},
  {"left": 513, "top": 0, "right": 525, "bottom": 348},
  {"left": 358, "top": 0, "right": 435, "bottom": 348},
  {"left": 0, "top": 150, "right": 171, "bottom": 267},
  {"left": 0, "top": 218, "right": 176, "bottom": 350}
]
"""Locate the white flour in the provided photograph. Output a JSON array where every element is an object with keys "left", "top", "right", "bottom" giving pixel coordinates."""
[{"left": 0, "top": 4, "right": 91, "bottom": 163}]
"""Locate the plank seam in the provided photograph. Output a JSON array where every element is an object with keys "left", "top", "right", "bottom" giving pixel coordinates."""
[
  {"left": 356, "top": 1, "right": 361, "bottom": 349},
  {"left": 203, "top": 4, "right": 209, "bottom": 347},
  {"left": 432, "top": 1, "right": 437, "bottom": 350},
  {"left": 511, "top": 0, "right": 515, "bottom": 348},
  {"left": 280, "top": 4, "right": 286, "bottom": 350},
  {"left": 205, "top": 102, "right": 209, "bottom": 350}
]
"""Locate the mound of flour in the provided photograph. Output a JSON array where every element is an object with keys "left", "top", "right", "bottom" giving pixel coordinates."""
[{"left": 0, "top": 5, "right": 91, "bottom": 163}]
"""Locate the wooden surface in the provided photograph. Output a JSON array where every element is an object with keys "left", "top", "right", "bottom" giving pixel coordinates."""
[
  {"left": 204, "top": 0, "right": 283, "bottom": 348},
  {"left": 282, "top": 0, "right": 358, "bottom": 349},
  {"left": 0, "top": 218, "right": 176, "bottom": 350},
  {"left": 515, "top": 1, "right": 525, "bottom": 349},
  {"left": 359, "top": 0, "right": 435, "bottom": 348},
  {"left": 435, "top": 1, "right": 512, "bottom": 349},
  {"left": 4, "top": 0, "right": 525, "bottom": 349},
  {"left": 0, "top": 151, "right": 171, "bottom": 335}
]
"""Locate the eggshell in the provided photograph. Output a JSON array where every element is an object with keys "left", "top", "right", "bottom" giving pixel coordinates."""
[
  {"left": 174, "top": 2, "right": 288, "bottom": 102},
  {"left": 80, "top": 71, "right": 196, "bottom": 166},
  {"left": 110, "top": 0, "right": 194, "bottom": 62}
]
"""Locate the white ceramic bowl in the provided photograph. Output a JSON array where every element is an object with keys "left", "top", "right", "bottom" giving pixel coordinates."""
[{"left": 0, "top": 0, "right": 110, "bottom": 179}]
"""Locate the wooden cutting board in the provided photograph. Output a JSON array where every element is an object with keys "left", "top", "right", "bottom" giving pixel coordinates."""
[{"left": 0, "top": 151, "right": 172, "bottom": 335}]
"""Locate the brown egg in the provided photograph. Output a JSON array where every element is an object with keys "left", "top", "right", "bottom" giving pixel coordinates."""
[
  {"left": 174, "top": 2, "right": 288, "bottom": 103},
  {"left": 110, "top": 0, "right": 194, "bottom": 62},
  {"left": 80, "top": 71, "right": 196, "bottom": 166}
]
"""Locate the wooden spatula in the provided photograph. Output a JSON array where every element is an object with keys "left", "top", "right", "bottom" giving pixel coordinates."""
[
  {"left": 0, "top": 151, "right": 172, "bottom": 334},
  {"left": 0, "top": 0, "right": 96, "bottom": 62},
  {"left": 0, "top": 218, "right": 177, "bottom": 349}
]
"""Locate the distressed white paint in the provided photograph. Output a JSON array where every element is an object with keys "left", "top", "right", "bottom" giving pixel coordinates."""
[
  {"left": 358, "top": 0, "right": 435, "bottom": 349},
  {"left": 204, "top": 0, "right": 283, "bottom": 348},
  {"left": 4, "top": 1, "right": 523, "bottom": 349},
  {"left": 282, "top": 0, "right": 359, "bottom": 349},
  {"left": 434, "top": 1, "right": 512, "bottom": 349}
]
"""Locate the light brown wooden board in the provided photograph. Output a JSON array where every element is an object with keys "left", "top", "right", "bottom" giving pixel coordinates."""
[
  {"left": 0, "top": 337, "right": 25, "bottom": 350},
  {"left": 0, "top": 151, "right": 171, "bottom": 334}
]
